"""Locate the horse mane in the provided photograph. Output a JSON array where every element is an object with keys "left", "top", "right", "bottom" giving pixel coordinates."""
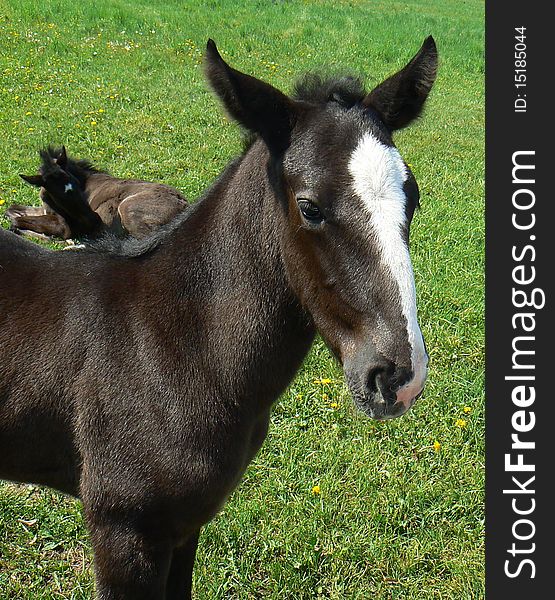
[
  {"left": 291, "top": 73, "right": 366, "bottom": 108},
  {"left": 83, "top": 209, "right": 190, "bottom": 258}
]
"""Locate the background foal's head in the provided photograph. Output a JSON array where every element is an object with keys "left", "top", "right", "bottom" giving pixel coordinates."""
[
  {"left": 20, "top": 147, "right": 100, "bottom": 237},
  {"left": 20, "top": 147, "right": 84, "bottom": 209}
]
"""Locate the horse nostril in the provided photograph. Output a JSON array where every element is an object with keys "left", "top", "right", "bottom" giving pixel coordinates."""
[
  {"left": 367, "top": 364, "right": 394, "bottom": 397},
  {"left": 366, "top": 366, "right": 383, "bottom": 394},
  {"left": 377, "top": 372, "right": 398, "bottom": 405},
  {"left": 367, "top": 363, "right": 411, "bottom": 406}
]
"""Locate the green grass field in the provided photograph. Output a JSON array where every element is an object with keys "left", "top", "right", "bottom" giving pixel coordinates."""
[{"left": 0, "top": 0, "right": 484, "bottom": 597}]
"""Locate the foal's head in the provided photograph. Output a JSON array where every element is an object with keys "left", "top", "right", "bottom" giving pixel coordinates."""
[
  {"left": 20, "top": 147, "right": 97, "bottom": 235},
  {"left": 20, "top": 146, "right": 84, "bottom": 207},
  {"left": 205, "top": 38, "right": 437, "bottom": 420}
]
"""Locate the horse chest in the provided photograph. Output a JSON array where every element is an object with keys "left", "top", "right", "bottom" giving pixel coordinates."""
[
  {"left": 170, "top": 410, "right": 271, "bottom": 525},
  {"left": 197, "top": 409, "right": 270, "bottom": 488}
]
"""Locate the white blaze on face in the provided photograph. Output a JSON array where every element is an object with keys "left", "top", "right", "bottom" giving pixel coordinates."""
[
  {"left": 64, "top": 183, "right": 74, "bottom": 193},
  {"left": 348, "top": 132, "right": 428, "bottom": 407}
]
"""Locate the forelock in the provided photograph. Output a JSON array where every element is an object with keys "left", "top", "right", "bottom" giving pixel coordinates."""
[{"left": 292, "top": 73, "right": 366, "bottom": 108}]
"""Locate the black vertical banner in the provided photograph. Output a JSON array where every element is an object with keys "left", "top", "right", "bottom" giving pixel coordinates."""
[{"left": 486, "top": 2, "right": 552, "bottom": 598}]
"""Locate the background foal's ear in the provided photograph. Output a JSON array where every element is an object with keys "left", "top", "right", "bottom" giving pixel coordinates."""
[
  {"left": 56, "top": 146, "right": 68, "bottom": 168},
  {"left": 204, "top": 39, "right": 297, "bottom": 153},
  {"left": 363, "top": 36, "right": 438, "bottom": 131},
  {"left": 19, "top": 174, "right": 44, "bottom": 187}
]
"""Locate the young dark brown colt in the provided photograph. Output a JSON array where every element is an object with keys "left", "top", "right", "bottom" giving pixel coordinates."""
[
  {"left": 0, "top": 37, "right": 437, "bottom": 599},
  {"left": 8, "top": 146, "right": 188, "bottom": 240}
]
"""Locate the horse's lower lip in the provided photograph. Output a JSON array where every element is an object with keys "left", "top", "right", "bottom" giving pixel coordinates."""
[{"left": 352, "top": 392, "right": 418, "bottom": 421}]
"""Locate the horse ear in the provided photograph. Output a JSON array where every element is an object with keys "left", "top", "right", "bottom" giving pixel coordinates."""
[
  {"left": 20, "top": 174, "right": 44, "bottom": 187},
  {"left": 204, "top": 39, "right": 297, "bottom": 153},
  {"left": 57, "top": 146, "right": 68, "bottom": 168},
  {"left": 363, "top": 36, "right": 438, "bottom": 131}
]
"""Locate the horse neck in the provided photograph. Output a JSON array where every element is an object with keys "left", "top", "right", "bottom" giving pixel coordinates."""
[
  {"left": 83, "top": 171, "right": 113, "bottom": 191},
  {"left": 153, "top": 141, "right": 315, "bottom": 412}
]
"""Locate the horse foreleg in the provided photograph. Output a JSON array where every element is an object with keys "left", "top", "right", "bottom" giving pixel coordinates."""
[
  {"left": 165, "top": 530, "right": 200, "bottom": 600},
  {"left": 88, "top": 514, "right": 174, "bottom": 600},
  {"left": 8, "top": 213, "right": 72, "bottom": 239},
  {"left": 5, "top": 204, "right": 47, "bottom": 219}
]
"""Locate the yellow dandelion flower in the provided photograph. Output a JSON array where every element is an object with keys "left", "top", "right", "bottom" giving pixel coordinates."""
[
  {"left": 433, "top": 440, "right": 441, "bottom": 452},
  {"left": 90, "top": 120, "right": 97, "bottom": 126},
  {"left": 25, "top": 111, "right": 32, "bottom": 116},
  {"left": 312, "top": 485, "right": 321, "bottom": 496},
  {"left": 455, "top": 418, "right": 467, "bottom": 428},
  {"left": 0, "top": 199, "right": 5, "bottom": 206},
  {"left": 322, "top": 393, "right": 328, "bottom": 400},
  {"left": 463, "top": 406, "right": 472, "bottom": 414},
  {"left": 330, "top": 402, "right": 339, "bottom": 409}
]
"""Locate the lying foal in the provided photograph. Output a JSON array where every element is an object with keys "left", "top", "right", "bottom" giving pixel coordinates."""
[{"left": 8, "top": 146, "right": 188, "bottom": 240}]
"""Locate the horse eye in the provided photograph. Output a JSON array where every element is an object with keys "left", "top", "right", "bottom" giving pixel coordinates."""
[{"left": 297, "top": 199, "right": 323, "bottom": 224}]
